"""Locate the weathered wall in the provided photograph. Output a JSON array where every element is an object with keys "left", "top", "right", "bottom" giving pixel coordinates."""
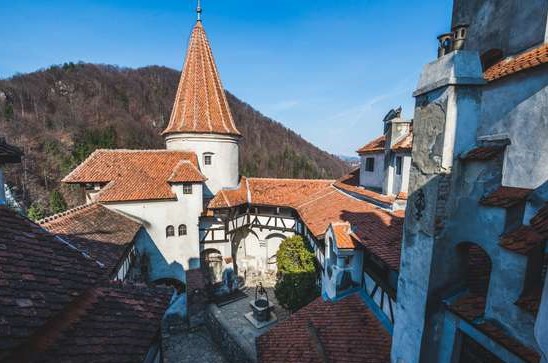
[
  {"left": 479, "top": 68, "right": 548, "bottom": 189},
  {"left": 452, "top": 0, "right": 547, "bottom": 56},
  {"left": 165, "top": 133, "right": 240, "bottom": 196}
]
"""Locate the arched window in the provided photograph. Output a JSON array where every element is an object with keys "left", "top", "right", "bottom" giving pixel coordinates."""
[
  {"left": 178, "top": 224, "right": 187, "bottom": 236},
  {"left": 166, "top": 225, "right": 175, "bottom": 237}
]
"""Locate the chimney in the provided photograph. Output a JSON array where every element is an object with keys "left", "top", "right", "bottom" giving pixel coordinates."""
[
  {"left": 452, "top": 24, "right": 469, "bottom": 51},
  {"left": 437, "top": 33, "right": 453, "bottom": 58}
]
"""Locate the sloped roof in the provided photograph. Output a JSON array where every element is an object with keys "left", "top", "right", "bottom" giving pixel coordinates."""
[
  {"left": 531, "top": 202, "right": 548, "bottom": 238},
  {"left": 296, "top": 187, "right": 404, "bottom": 271},
  {"left": 356, "top": 135, "right": 385, "bottom": 154},
  {"left": 62, "top": 150, "right": 205, "bottom": 202},
  {"left": 208, "top": 177, "right": 334, "bottom": 209},
  {"left": 257, "top": 293, "right": 391, "bottom": 363},
  {"left": 480, "top": 186, "right": 533, "bottom": 208},
  {"left": 39, "top": 204, "right": 142, "bottom": 272},
  {"left": 333, "top": 168, "right": 395, "bottom": 205},
  {"left": 484, "top": 43, "right": 548, "bottom": 82},
  {"left": 499, "top": 225, "right": 544, "bottom": 255},
  {"left": 392, "top": 132, "right": 413, "bottom": 152},
  {"left": 0, "top": 206, "right": 104, "bottom": 359},
  {"left": 162, "top": 21, "right": 240, "bottom": 137},
  {"left": 460, "top": 145, "right": 506, "bottom": 161},
  {"left": 41, "top": 283, "right": 171, "bottom": 363},
  {"left": 331, "top": 222, "right": 360, "bottom": 249}
]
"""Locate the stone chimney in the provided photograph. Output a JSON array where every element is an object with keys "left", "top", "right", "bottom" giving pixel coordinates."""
[{"left": 383, "top": 107, "right": 411, "bottom": 149}]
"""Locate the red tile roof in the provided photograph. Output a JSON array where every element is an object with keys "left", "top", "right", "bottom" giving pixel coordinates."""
[
  {"left": 208, "top": 177, "right": 333, "bottom": 209},
  {"left": 167, "top": 160, "right": 207, "bottom": 183},
  {"left": 63, "top": 149, "right": 204, "bottom": 202},
  {"left": 0, "top": 206, "right": 104, "bottom": 359},
  {"left": 41, "top": 283, "right": 171, "bottom": 363},
  {"left": 460, "top": 145, "right": 505, "bottom": 161},
  {"left": 331, "top": 222, "right": 360, "bottom": 249},
  {"left": 257, "top": 294, "right": 391, "bottom": 363},
  {"left": 448, "top": 294, "right": 540, "bottom": 363},
  {"left": 39, "top": 204, "right": 142, "bottom": 273},
  {"left": 297, "top": 187, "right": 403, "bottom": 271},
  {"left": 516, "top": 288, "right": 543, "bottom": 316},
  {"left": 333, "top": 168, "right": 395, "bottom": 205},
  {"left": 480, "top": 186, "right": 532, "bottom": 208},
  {"left": 499, "top": 225, "right": 544, "bottom": 255},
  {"left": 356, "top": 135, "right": 385, "bottom": 155},
  {"left": 392, "top": 132, "right": 413, "bottom": 152},
  {"left": 484, "top": 43, "right": 548, "bottom": 82},
  {"left": 162, "top": 21, "right": 240, "bottom": 137}
]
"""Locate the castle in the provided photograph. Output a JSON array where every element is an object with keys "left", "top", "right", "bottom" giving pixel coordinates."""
[{"left": 1, "top": 0, "right": 547, "bottom": 362}]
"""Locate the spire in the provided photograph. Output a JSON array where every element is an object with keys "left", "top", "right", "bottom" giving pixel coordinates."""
[{"left": 162, "top": 16, "right": 241, "bottom": 137}]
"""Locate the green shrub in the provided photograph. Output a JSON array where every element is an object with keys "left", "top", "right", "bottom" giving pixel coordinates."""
[
  {"left": 27, "top": 202, "right": 46, "bottom": 221},
  {"left": 49, "top": 190, "right": 67, "bottom": 214},
  {"left": 274, "top": 235, "right": 319, "bottom": 312}
]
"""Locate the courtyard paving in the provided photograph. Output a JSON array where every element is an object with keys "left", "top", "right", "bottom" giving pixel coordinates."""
[{"left": 207, "top": 278, "right": 290, "bottom": 362}]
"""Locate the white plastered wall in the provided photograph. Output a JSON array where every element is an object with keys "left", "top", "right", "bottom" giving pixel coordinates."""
[
  {"left": 103, "top": 183, "right": 204, "bottom": 271},
  {"left": 359, "top": 152, "right": 385, "bottom": 190},
  {"left": 165, "top": 133, "right": 240, "bottom": 196}
]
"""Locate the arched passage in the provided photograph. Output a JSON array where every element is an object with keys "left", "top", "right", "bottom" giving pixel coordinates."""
[
  {"left": 265, "top": 233, "right": 287, "bottom": 272},
  {"left": 201, "top": 248, "right": 223, "bottom": 284}
]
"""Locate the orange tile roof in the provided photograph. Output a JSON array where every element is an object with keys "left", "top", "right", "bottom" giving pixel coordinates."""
[
  {"left": 167, "top": 160, "right": 207, "bottom": 183},
  {"left": 392, "top": 132, "right": 413, "bottom": 152},
  {"left": 331, "top": 222, "right": 360, "bottom": 249},
  {"left": 257, "top": 294, "right": 391, "bottom": 363},
  {"left": 208, "top": 177, "right": 333, "bottom": 209},
  {"left": 484, "top": 43, "right": 548, "bottom": 82},
  {"left": 357, "top": 135, "right": 385, "bottom": 155},
  {"left": 480, "top": 186, "right": 533, "bottom": 208},
  {"left": 39, "top": 204, "right": 142, "bottom": 272},
  {"left": 297, "top": 187, "right": 403, "bottom": 270},
  {"left": 333, "top": 168, "right": 395, "bottom": 205},
  {"left": 63, "top": 149, "right": 204, "bottom": 202},
  {"left": 162, "top": 21, "right": 240, "bottom": 137}
]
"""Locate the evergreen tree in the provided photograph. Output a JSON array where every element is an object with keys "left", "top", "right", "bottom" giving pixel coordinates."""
[
  {"left": 49, "top": 190, "right": 67, "bottom": 214},
  {"left": 27, "top": 202, "right": 46, "bottom": 221},
  {"left": 274, "top": 235, "right": 319, "bottom": 312}
]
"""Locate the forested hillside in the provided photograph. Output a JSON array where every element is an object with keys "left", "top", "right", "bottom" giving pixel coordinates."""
[{"left": 0, "top": 63, "right": 348, "bottom": 215}]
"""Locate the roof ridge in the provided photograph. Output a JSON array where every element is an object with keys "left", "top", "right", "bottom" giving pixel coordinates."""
[
  {"left": 247, "top": 177, "right": 335, "bottom": 182},
  {"left": 38, "top": 203, "right": 97, "bottom": 226}
]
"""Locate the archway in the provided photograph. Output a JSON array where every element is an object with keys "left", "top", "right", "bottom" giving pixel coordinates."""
[
  {"left": 232, "top": 228, "right": 260, "bottom": 278},
  {"left": 202, "top": 249, "right": 223, "bottom": 284},
  {"left": 265, "top": 233, "right": 287, "bottom": 272}
]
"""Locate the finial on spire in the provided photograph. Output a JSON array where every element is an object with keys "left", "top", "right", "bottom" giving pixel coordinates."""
[{"left": 196, "top": 0, "right": 202, "bottom": 21}]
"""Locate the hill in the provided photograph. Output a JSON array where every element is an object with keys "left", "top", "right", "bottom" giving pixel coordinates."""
[{"left": 0, "top": 63, "right": 349, "bottom": 213}]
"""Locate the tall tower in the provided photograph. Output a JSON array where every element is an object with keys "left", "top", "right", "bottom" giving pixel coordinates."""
[{"left": 163, "top": 12, "right": 241, "bottom": 196}]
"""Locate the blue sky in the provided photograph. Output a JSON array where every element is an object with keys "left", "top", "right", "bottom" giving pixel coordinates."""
[{"left": 0, "top": 0, "right": 453, "bottom": 155}]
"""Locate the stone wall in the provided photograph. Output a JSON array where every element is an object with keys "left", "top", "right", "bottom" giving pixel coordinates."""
[{"left": 205, "top": 307, "right": 254, "bottom": 363}]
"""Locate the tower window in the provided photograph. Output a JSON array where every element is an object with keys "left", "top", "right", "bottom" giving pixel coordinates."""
[
  {"left": 166, "top": 225, "right": 175, "bottom": 237},
  {"left": 395, "top": 156, "right": 403, "bottom": 175},
  {"left": 365, "top": 157, "right": 375, "bottom": 172},
  {"left": 183, "top": 184, "right": 193, "bottom": 194},
  {"left": 203, "top": 153, "right": 213, "bottom": 166},
  {"left": 178, "top": 224, "right": 187, "bottom": 236}
]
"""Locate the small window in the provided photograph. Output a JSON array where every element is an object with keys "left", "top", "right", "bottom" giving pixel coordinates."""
[
  {"left": 395, "top": 156, "right": 403, "bottom": 175},
  {"left": 183, "top": 184, "right": 193, "bottom": 194},
  {"left": 166, "top": 225, "right": 175, "bottom": 237},
  {"left": 365, "top": 157, "right": 375, "bottom": 172},
  {"left": 204, "top": 154, "right": 212, "bottom": 165},
  {"left": 178, "top": 224, "right": 187, "bottom": 236}
]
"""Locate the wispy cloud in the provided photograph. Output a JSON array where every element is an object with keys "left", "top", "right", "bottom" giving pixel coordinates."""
[{"left": 268, "top": 99, "right": 300, "bottom": 112}]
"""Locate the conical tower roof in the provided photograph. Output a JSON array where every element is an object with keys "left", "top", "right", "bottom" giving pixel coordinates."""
[{"left": 163, "top": 21, "right": 241, "bottom": 137}]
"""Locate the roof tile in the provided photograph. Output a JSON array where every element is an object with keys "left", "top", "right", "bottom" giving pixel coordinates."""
[
  {"left": 480, "top": 186, "right": 532, "bottom": 208},
  {"left": 484, "top": 43, "right": 548, "bottom": 82}
]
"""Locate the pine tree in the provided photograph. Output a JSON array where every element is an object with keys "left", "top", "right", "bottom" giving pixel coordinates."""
[
  {"left": 27, "top": 202, "right": 46, "bottom": 221},
  {"left": 49, "top": 190, "right": 67, "bottom": 214}
]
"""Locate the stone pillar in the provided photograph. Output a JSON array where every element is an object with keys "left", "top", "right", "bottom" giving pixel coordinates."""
[{"left": 391, "top": 51, "right": 484, "bottom": 363}]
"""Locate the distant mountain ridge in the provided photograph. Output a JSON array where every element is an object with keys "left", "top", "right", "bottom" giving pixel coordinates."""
[{"left": 0, "top": 63, "right": 349, "bottom": 212}]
